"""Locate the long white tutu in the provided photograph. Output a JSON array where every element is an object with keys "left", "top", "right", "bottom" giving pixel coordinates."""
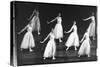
[
  {"left": 88, "top": 22, "right": 95, "bottom": 37},
  {"left": 78, "top": 39, "right": 90, "bottom": 56},
  {"left": 43, "top": 39, "right": 56, "bottom": 58},
  {"left": 21, "top": 32, "right": 35, "bottom": 49},
  {"left": 65, "top": 31, "right": 79, "bottom": 47},
  {"left": 53, "top": 23, "right": 63, "bottom": 39}
]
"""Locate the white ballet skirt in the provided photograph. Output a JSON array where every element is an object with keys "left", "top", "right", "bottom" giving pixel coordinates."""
[
  {"left": 78, "top": 32, "right": 91, "bottom": 56},
  {"left": 43, "top": 33, "right": 56, "bottom": 58},
  {"left": 88, "top": 20, "right": 95, "bottom": 37},
  {"left": 53, "top": 17, "right": 63, "bottom": 39},
  {"left": 21, "top": 26, "right": 35, "bottom": 49},
  {"left": 65, "top": 25, "right": 79, "bottom": 47}
]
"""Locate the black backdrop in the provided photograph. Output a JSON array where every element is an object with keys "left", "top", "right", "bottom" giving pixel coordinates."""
[{"left": 15, "top": 1, "right": 97, "bottom": 36}]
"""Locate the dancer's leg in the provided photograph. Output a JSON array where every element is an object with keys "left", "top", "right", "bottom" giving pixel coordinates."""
[
  {"left": 37, "top": 22, "right": 40, "bottom": 35},
  {"left": 29, "top": 48, "right": 33, "bottom": 52},
  {"left": 66, "top": 47, "right": 69, "bottom": 51},
  {"left": 75, "top": 46, "right": 77, "bottom": 50},
  {"left": 59, "top": 38, "right": 62, "bottom": 42}
]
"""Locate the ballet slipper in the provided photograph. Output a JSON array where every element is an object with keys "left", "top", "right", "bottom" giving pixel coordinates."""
[
  {"left": 43, "top": 57, "right": 46, "bottom": 60},
  {"left": 38, "top": 32, "right": 40, "bottom": 35},
  {"left": 29, "top": 48, "right": 33, "bottom": 52},
  {"left": 59, "top": 39, "right": 62, "bottom": 42},
  {"left": 66, "top": 47, "right": 69, "bottom": 51},
  {"left": 88, "top": 55, "right": 90, "bottom": 57},
  {"left": 52, "top": 57, "right": 56, "bottom": 60},
  {"left": 75, "top": 47, "right": 77, "bottom": 50}
]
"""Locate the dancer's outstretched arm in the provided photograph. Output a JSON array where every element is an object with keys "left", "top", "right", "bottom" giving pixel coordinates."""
[
  {"left": 18, "top": 25, "right": 28, "bottom": 34},
  {"left": 48, "top": 17, "right": 57, "bottom": 24},
  {"left": 40, "top": 33, "right": 50, "bottom": 43},
  {"left": 65, "top": 25, "right": 73, "bottom": 33},
  {"left": 80, "top": 33, "right": 86, "bottom": 43},
  {"left": 83, "top": 16, "right": 92, "bottom": 21}
]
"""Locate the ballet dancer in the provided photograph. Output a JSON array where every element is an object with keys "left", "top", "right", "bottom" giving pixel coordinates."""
[
  {"left": 48, "top": 13, "right": 63, "bottom": 43},
  {"left": 65, "top": 21, "right": 79, "bottom": 51}
]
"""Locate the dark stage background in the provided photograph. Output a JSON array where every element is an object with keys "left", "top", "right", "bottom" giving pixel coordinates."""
[{"left": 13, "top": 1, "right": 97, "bottom": 66}]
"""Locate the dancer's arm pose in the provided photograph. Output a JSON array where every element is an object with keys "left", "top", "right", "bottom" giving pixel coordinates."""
[
  {"left": 83, "top": 16, "right": 92, "bottom": 21},
  {"left": 48, "top": 17, "right": 57, "bottom": 24},
  {"left": 40, "top": 33, "right": 50, "bottom": 43},
  {"left": 28, "top": 9, "right": 36, "bottom": 21},
  {"left": 80, "top": 33, "right": 86, "bottom": 43},
  {"left": 65, "top": 25, "right": 74, "bottom": 34},
  {"left": 18, "top": 24, "right": 29, "bottom": 34}
]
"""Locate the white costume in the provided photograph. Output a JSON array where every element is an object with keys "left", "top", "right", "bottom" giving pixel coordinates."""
[
  {"left": 30, "top": 15, "right": 40, "bottom": 32},
  {"left": 53, "top": 17, "right": 63, "bottom": 39},
  {"left": 43, "top": 32, "right": 56, "bottom": 58},
  {"left": 78, "top": 31, "right": 91, "bottom": 57},
  {"left": 29, "top": 11, "right": 40, "bottom": 35},
  {"left": 21, "top": 25, "right": 35, "bottom": 49},
  {"left": 65, "top": 24, "right": 79, "bottom": 48},
  {"left": 88, "top": 16, "right": 95, "bottom": 38}
]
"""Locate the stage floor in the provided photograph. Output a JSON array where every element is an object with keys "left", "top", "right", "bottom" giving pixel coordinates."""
[{"left": 17, "top": 40, "right": 97, "bottom": 66}]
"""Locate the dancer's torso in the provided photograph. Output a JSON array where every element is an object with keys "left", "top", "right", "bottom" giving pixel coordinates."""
[
  {"left": 27, "top": 26, "right": 33, "bottom": 32},
  {"left": 73, "top": 25, "right": 77, "bottom": 32},
  {"left": 57, "top": 17, "right": 62, "bottom": 24},
  {"left": 50, "top": 33, "right": 55, "bottom": 40}
]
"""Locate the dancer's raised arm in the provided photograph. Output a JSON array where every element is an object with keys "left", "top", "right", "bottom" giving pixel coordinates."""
[
  {"left": 28, "top": 9, "right": 36, "bottom": 21},
  {"left": 18, "top": 24, "right": 28, "bottom": 34},
  {"left": 40, "top": 33, "right": 50, "bottom": 43}
]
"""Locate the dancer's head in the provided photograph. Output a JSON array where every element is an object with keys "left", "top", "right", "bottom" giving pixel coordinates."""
[
  {"left": 73, "top": 21, "right": 76, "bottom": 25},
  {"left": 58, "top": 13, "right": 61, "bottom": 17}
]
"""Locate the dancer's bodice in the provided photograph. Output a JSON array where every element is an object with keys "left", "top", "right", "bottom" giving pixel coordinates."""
[
  {"left": 84, "top": 32, "right": 89, "bottom": 40},
  {"left": 91, "top": 16, "right": 95, "bottom": 22},
  {"left": 27, "top": 26, "right": 33, "bottom": 32},
  {"left": 73, "top": 25, "right": 77, "bottom": 32},
  {"left": 50, "top": 33, "right": 55, "bottom": 40},
  {"left": 57, "top": 17, "right": 62, "bottom": 24}
]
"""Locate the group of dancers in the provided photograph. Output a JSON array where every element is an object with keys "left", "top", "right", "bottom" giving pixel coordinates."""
[{"left": 18, "top": 9, "right": 96, "bottom": 60}]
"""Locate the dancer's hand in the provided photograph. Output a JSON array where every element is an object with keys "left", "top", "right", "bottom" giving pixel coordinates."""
[
  {"left": 83, "top": 19, "right": 86, "bottom": 21},
  {"left": 64, "top": 31, "right": 66, "bottom": 33},
  {"left": 64, "top": 31, "right": 68, "bottom": 33},
  {"left": 47, "top": 21, "right": 50, "bottom": 24},
  {"left": 40, "top": 41, "right": 43, "bottom": 43}
]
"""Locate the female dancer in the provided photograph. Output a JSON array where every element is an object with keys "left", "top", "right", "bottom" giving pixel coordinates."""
[
  {"left": 48, "top": 13, "right": 63, "bottom": 42},
  {"left": 83, "top": 12, "right": 96, "bottom": 40},
  {"left": 78, "top": 28, "right": 91, "bottom": 57},
  {"left": 28, "top": 9, "right": 41, "bottom": 35},
  {"left": 18, "top": 22, "right": 35, "bottom": 52},
  {"left": 65, "top": 21, "right": 79, "bottom": 51},
  {"left": 40, "top": 29, "right": 56, "bottom": 60}
]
